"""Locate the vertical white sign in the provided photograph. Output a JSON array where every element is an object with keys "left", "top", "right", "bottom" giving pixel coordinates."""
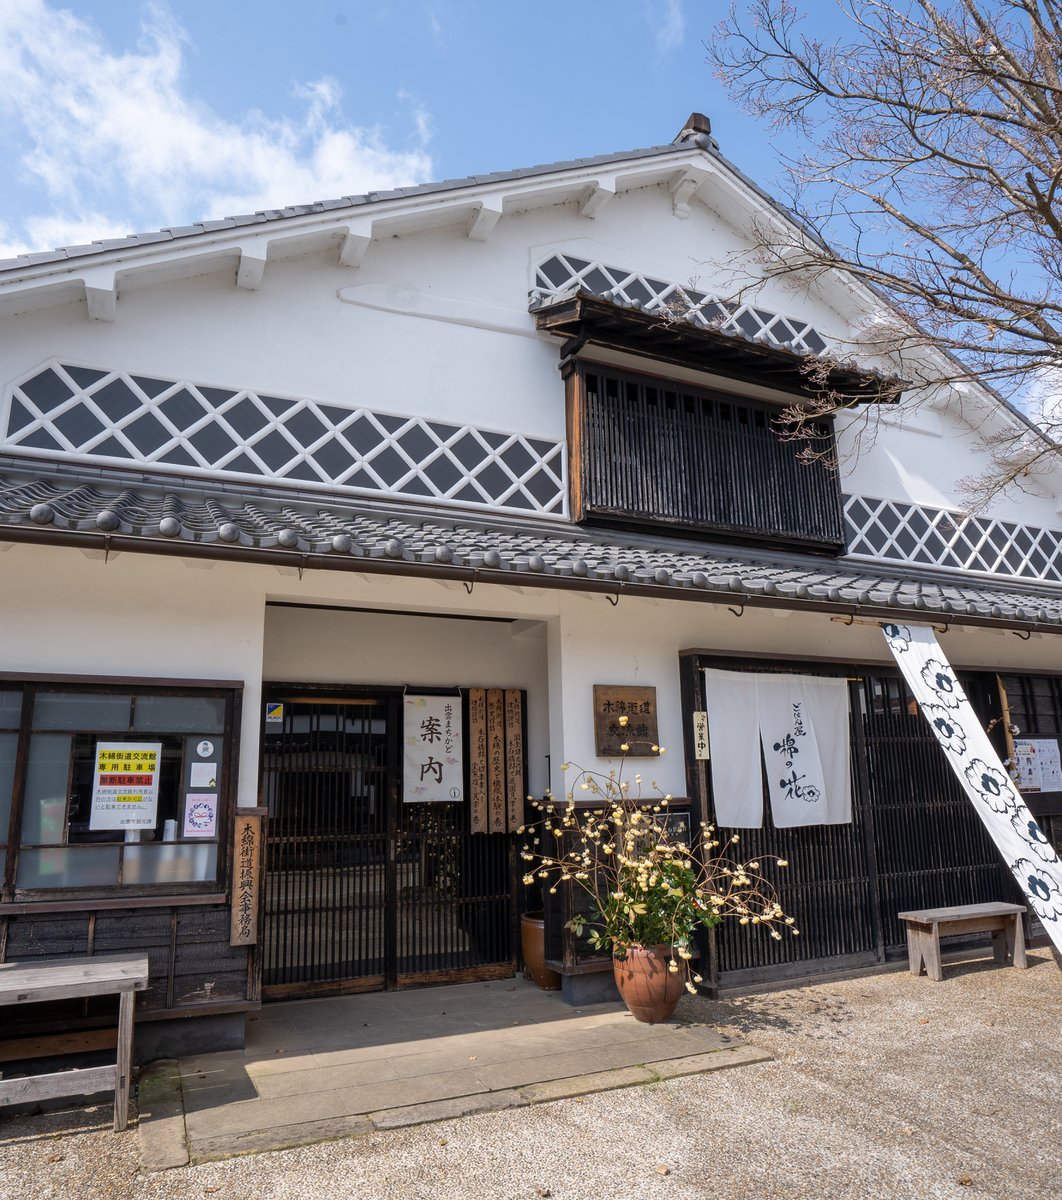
[
  {"left": 692, "top": 710, "right": 710, "bottom": 760},
  {"left": 404, "top": 695, "right": 463, "bottom": 803},
  {"left": 883, "top": 622, "right": 1062, "bottom": 955}
]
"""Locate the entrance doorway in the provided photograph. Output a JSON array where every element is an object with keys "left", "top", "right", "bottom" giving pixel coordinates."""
[{"left": 260, "top": 690, "right": 515, "bottom": 999}]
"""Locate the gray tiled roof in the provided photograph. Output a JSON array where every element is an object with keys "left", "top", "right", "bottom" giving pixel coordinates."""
[
  {"left": 0, "top": 142, "right": 696, "bottom": 275},
  {"left": 2, "top": 461, "right": 1060, "bottom": 630}
]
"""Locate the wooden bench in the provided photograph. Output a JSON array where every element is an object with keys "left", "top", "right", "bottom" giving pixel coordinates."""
[
  {"left": 0, "top": 955, "right": 149, "bottom": 1131},
  {"left": 898, "top": 902, "right": 1027, "bottom": 982}
]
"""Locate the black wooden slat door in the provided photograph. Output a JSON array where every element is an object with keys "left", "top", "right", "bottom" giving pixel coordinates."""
[
  {"left": 709, "top": 667, "right": 1020, "bottom": 987},
  {"left": 261, "top": 697, "right": 390, "bottom": 997},
  {"left": 713, "top": 680, "right": 879, "bottom": 985},
  {"left": 862, "top": 673, "right": 1017, "bottom": 951},
  {"left": 261, "top": 691, "right": 515, "bottom": 999}
]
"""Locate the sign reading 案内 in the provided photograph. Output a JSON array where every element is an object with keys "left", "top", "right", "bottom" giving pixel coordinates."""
[{"left": 404, "top": 695, "right": 463, "bottom": 803}]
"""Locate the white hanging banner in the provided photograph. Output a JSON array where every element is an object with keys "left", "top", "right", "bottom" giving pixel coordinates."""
[
  {"left": 882, "top": 622, "right": 1062, "bottom": 955},
  {"left": 703, "top": 670, "right": 851, "bottom": 828},
  {"left": 758, "top": 675, "right": 852, "bottom": 828},
  {"left": 704, "top": 669, "right": 763, "bottom": 827},
  {"left": 404, "top": 695, "right": 463, "bottom": 803}
]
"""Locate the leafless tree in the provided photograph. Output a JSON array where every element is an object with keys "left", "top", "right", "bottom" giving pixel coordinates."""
[{"left": 707, "top": 0, "right": 1062, "bottom": 507}]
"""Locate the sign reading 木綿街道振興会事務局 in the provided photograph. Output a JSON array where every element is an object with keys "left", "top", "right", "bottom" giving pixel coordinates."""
[
  {"left": 404, "top": 695, "right": 463, "bottom": 803},
  {"left": 90, "top": 741, "right": 162, "bottom": 830}
]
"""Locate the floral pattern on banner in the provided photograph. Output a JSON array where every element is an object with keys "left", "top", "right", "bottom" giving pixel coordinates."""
[{"left": 883, "top": 622, "right": 1062, "bottom": 951}]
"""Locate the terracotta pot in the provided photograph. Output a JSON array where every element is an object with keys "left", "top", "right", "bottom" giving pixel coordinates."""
[
  {"left": 612, "top": 944, "right": 685, "bottom": 1023},
  {"left": 521, "top": 912, "right": 562, "bottom": 991}
]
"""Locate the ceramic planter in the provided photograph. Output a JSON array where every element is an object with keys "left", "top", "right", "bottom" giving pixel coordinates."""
[
  {"left": 612, "top": 943, "right": 685, "bottom": 1023},
  {"left": 520, "top": 911, "right": 562, "bottom": 990}
]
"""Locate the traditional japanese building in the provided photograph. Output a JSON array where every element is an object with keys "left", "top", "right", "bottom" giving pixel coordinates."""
[{"left": 1, "top": 114, "right": 1059, "bottom": 1050}]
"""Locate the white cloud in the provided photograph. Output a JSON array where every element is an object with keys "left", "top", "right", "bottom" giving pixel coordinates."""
[
  {"left": 0, "top": 0, "right": 433, "bottom": 257},
  {"left": 651, "top": 0, "right": 686, "bottom": 54}
]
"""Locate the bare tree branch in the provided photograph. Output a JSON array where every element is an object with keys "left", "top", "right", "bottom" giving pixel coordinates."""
[{"left": 707, "top": 0, "right": 1062, "bottom": 505}]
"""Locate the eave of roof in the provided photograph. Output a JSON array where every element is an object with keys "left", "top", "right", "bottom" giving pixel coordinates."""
[
  {"left": 0, "top": 142, "right": 698, "bottom": 278},
  {"left": 533, "top": 293, "right": 900, "bottom": 402},
  {"left": 1, "top": 460, "right": 1060, "bottom": 634}
]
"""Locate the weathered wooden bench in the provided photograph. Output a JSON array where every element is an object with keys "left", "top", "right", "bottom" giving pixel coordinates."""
[
  {"left": 0, "top": 954, "right": 149, "bottom": 1131},
  {"left": 898, "top": 902, "right": 1027, "bottom": 982}
]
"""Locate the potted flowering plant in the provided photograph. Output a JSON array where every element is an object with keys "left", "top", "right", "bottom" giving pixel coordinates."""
[{"left": 520, "top": 726, "right": 798, "bottom": 1023}]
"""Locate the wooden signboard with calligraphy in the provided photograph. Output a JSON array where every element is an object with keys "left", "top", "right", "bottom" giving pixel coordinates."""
[
  {"left": 593, "top": 685, "right": 660, "bottom": 757},
  {"left": 469, "top": 688, "right": 488, "bottom": 834},
  {"left": 504, "top": 689, "right": 524, "bottom": 832},
  {"left": 487, "top": 689, "right": 506, "bottom": 834},
  {"left": 230, "top": 809, "right": 265, "bottom": 946}
]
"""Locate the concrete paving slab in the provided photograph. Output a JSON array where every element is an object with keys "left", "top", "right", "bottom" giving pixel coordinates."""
[
  {"left": 650, "top": 1044, "right": 773, "bottom": 1077},
  {"left": 137, "top": 1060, "right": 189, "bottom": 1172},
  {"left": 167, "top": 978, "right": 770, "bottom": 1166},
  {"left": 470, "top": 1049, "right": 608, "bottom": 1091},
  {"left": 520, "top": 1065, "right": 657, "bottom": 1102}
]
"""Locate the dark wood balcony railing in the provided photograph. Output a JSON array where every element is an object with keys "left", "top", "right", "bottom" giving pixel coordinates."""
[{"left": 566, "top": 364, "right": 845, "bottom": 551}]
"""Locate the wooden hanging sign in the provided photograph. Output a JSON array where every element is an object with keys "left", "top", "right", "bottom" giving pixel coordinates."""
[
  {"left": 593, "top": 684, "right": 660, "bottom": 757},
  {"left": 487, "top": 689, "right": 506, "bottom": 833},
  {"left": 230, "top": 809, "right": 265, "bottom": 946},
  {"left": 469, "top": 688, "right": 488, "bottom": 834},
  {"left": 504, "top": 689, "right": 525, "bottom": 832}
]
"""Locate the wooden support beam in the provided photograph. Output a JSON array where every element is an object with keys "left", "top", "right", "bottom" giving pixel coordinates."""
[
  {"left": 338, "top": 228, "right": 372, "bottom": 268},
  {"left": 467, "top": 199, "right": 503, "bottom": 242},
  {"left": 235, "top": 246, "right": 268, "bottom": 291},
  {"left": 83, "top": 272, "right": 117, "bottom": 322},
  {"left": 671, "top": 169, "right": 707, "bottom": 219},
  {"left": 579, "top": 181, "right": 615, "bottom": 219}
]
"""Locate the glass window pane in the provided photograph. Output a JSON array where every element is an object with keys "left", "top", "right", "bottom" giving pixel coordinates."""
[
  {"left": 16, "top": 845, "right": 120, "bottom": 888},
  {"left": 21, "top": 734, "right": 71, "bottom": 845},
  {"left": 33, "top": 693, "right": 132, "bottom": 731},
  {"left": 0, "top": 732, "right": 16, "bottom": 845},
  {"left": 132, "top": 696, "right": 226, "bottom": 733},
  {"left": 0, "top": 691, "right": 22, "bottom": 730},
  {"left": 123, "top": 842, "right": 217, "bottom": 884}
]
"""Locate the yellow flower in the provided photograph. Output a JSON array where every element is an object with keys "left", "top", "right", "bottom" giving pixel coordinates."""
[
  {"left": 620, "top": 743, "right": 630, "bottom": 752},
  {"left": 777, "top": 858, "right": 789, "bottom": 867},
  {"left": 618, "top": 714, "right": 629, "bottom": 727}
]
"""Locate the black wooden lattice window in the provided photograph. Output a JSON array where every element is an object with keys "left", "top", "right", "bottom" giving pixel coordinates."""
[{"left": 569, "top": 366, "right": 845, "bottom": 550}]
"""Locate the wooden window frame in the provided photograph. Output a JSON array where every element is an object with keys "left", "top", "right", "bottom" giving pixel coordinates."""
[{"left": 1, "top": 677, "right": 242, "bottom": 905}]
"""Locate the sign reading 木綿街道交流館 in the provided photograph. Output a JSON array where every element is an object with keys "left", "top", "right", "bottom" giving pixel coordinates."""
[
  {"left": 404, "top": 695, "right": 463, "bottom": 803},
  {"left": 90, "top": 741, "right": 162, "bottom": 831}
]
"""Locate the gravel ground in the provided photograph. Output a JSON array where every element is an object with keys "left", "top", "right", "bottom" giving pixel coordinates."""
[{"left": 2, "top": 950, "right": 1060, "bottom": 1200}]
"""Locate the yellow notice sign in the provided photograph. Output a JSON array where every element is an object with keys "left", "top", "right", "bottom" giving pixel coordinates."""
[{"left": 90, "top": 741, "right": 162, "bottom": 831}]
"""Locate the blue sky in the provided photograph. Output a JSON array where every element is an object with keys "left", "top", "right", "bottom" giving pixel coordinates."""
[{"left": 0, "top": 0, "right": 792, "bottom": 258}]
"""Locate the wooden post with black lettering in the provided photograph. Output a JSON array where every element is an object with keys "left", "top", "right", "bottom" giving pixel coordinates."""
[
  {"left": 469, "top": 688, "right": 488, "bottom": 835},
  {"left": 230, "top": 807, "right": 266, "bottom": 946},
  {"left": 487, "top": 689, "right": 506, "bottom": 834},
  {"left": 504, "top": 689, "right": 524, "bottom": 833}
]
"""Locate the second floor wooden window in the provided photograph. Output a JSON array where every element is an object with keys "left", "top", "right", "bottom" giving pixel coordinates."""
[{"left": 566, "top": 364, "right": 845, "bottom": 551}]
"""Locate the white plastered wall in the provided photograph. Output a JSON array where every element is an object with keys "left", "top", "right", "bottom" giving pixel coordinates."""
[
  {"left": 0, "top": 543, "right": 268, "bottom": 807},
  {"left": 2, "top": 180, "right": 1034, "bottom": 525},
  {"left": 3, "top": 541, "right": 1062, "bottom": 808}
]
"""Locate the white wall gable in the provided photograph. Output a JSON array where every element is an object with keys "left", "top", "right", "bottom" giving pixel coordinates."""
[{"left": 2, "top": 141, "right": 1060, "bottom": 573}]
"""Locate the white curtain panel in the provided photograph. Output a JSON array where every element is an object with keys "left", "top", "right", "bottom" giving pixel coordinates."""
[
  {"left": 703, "top": 669, "right": 763, "bottom": 827},
  {"left": 882, "top": 622, "right": 1062, "bottom": 956},
  {"left": 759, "top": 675, "right": 853, "bottom": 827},
  {"left": 703, "top": 669, "right": 852, "bottom": 829}
]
